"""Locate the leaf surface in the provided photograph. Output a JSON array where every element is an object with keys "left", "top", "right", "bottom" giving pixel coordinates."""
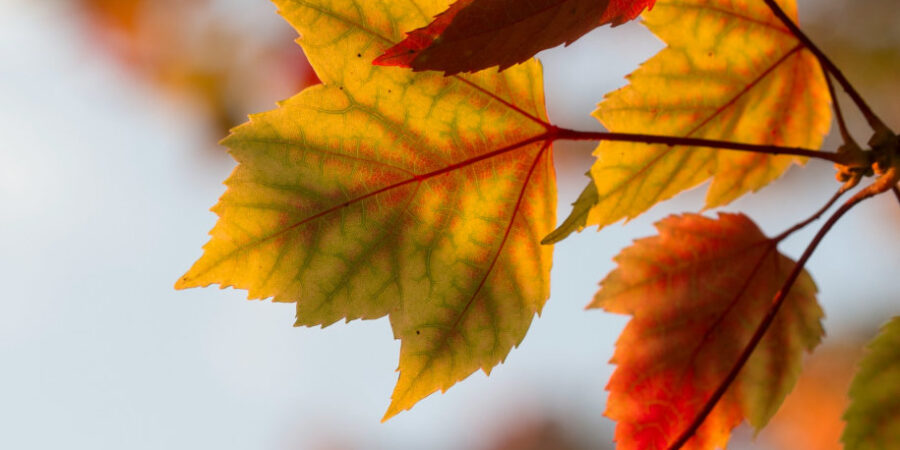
[
  {"left": 374, "top": 0, "right": 656, "bottom": 74},
  {"left": 547, "top": 0, "right": 831, "bottom": 244},
  {"left": 176, "top": 0, "right": 556, "bottom": 420},
  {"left": 596, "top": 213, "right": 823, "bottom": 449},
  {"left": 842, "top": 316, "right": 900, "bottom": 449}
]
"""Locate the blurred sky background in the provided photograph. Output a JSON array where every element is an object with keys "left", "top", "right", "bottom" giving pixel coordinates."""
[{"left": 1, "top": 0, "right": 898, "bottom": 449}]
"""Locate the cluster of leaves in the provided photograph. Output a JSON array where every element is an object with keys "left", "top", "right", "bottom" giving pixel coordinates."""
[{"left": 178, "top": 0, "right": 900, "bottom": 448}]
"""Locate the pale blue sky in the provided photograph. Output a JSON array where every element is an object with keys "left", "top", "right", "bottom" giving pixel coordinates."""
[{"left": 1, "top": 1, "right": 897, "bottom": 449}]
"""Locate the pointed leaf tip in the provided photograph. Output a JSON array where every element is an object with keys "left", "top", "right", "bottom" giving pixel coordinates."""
[{"left": 542, "top": 173, "right": 598, "bottom": 244}]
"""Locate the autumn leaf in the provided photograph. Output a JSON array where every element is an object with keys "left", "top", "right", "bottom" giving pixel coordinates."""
[
  {"left": 176, "top": 0, "right": 557, "bottom": 420},
  {"left": 842, "top": 316, "right": 900, "bottom": 449},
  {"left": 77, "top": 0, "right": 319, "bottom": 134},
  {"left": 758, "top": 340, "right": 862, "bottom": 450},
  {"left": 597, "top": 213, "right": 823, "bottom": 449},
  {"left": 545, "top": 0, "right": 831, "bottom": 244},
  {"left": 374, "top": 0, "right": 656, "bottom": 74},
  {"left": 81, "top": 0, "right": 140, "bottom": 32}
]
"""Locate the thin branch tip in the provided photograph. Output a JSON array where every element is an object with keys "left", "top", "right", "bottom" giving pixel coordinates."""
[{"left": 761, "top": 0, "right": 888, "bottom": 133}]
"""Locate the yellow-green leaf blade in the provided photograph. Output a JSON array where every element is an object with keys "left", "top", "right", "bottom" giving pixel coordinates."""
[
  {"left": 177, "top": 0, "right": 556, "bottom": 418},
  {"left": 385, "top": 142, "right": 555, "bottom": 419},
  {"left": 842, "top": 316, "right": 900, "bottom": 449},
  {"left": 550, "top": 0, "right": 831, "bottom": 242}
]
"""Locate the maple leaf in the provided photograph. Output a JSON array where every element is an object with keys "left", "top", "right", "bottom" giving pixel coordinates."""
[
  {"left": 597, "top": 213, "right": 823, "bottom": 449},
  {"left": 545, "top": 0, "right": 831, "bottom": 244},
  {"left": 176, "top": 0, "right": 557, "bottom": 419},
  {"left": 842, "top": 316, "right": 900, "bottom": 449},
  {"left": 374, "top": 0, "right": 656, "bottom": 75}
]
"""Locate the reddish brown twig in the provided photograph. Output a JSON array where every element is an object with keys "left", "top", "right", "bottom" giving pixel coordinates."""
[
  {"left": 762, "top": 0, "right": 889, "bottom": 134},
  {"left": 773, "top": 187, "right": 848, "bottom": 242},
  {"left": 821, "top": 64, "right": 859, "bottom": 148},
  {"left": 551, "top": 127, "right": 857, "bottom": 165}
]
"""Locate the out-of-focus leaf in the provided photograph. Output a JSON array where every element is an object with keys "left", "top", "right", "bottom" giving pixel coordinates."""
[
  {"left": 842, "top": 316, "right": 900, "bottom": 449},
  {"left": 756, "top": 340, "right": 863, "bottom": 450},
  {"left": 76, "top": 0, "right": 318, "bottom": 134}
]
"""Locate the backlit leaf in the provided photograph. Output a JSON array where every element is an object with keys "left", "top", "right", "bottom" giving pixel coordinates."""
[
  {"left": 547, "top": 0, "right": 831, "bottom": 244},
  {"left": 176, "top": 0, "right": 557, "bottom": 420},
  {"left": 759, "top": 340, "right": 862, "bottom": 450},
  {"left": 842, "top": 316, "right": 900, "bottom": 449},
  {"left": 597, "top": 213, "right": 823, "bottom": 449},
  {"left": 374, "top": 0, "right": 656, "bottom": 74}
]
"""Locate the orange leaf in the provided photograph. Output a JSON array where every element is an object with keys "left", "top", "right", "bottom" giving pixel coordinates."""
[
  {"left": 374, "top": 0, "right": 656, "bottom": 74},
  {"left": 597, "top": 213, "right": 823, "bottom": 449}
]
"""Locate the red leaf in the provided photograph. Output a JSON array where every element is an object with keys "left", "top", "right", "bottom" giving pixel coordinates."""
[
  {"left": 597, "top": 213, "right": 824, "bottom": 449},
  {"left": 374, "top": 0, "right": 656, "bottom": 74}
]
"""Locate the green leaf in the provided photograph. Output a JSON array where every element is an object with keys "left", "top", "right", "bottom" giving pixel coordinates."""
[{"left": 842, "top": 316, "right": 900, "bottom": 449}]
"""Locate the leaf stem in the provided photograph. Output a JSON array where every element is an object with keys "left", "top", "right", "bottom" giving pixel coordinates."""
[
  {"left": 667, "top": 182, "right": 888, "bottom": 450},
  {"left": 821, "top": 64, "right": 858, "bottom": 148},
  {"left": 773, "top": 187, "right": 847, "bottom": 242},
  {"left": 761, "top": 0, "right": 889, "bottom": 134},
  {"left": 550, "top": 127, "right": 851, "bottom": 164}
]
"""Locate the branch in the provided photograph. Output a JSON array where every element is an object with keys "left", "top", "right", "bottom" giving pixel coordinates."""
[
  {"left": 773, "top": 187, "right": 847, "bottom": 242},
  {"left": 667, "top": 181, "right": 889, "bottom": 450},
  {"left": 893, "top": 185, "right": 900, "bottom": 207},
  {"left": 550, "top": 127, "right": 853, "bottom": 164},
  {"left": 761, "top": 0, "right": 889, "bottom": 134},
  {"left": 821, "top": 64, "right": 858, "bottom": 148}
]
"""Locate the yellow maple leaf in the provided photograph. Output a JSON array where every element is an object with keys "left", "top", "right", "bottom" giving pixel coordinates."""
[
  {"left": 546, "top": 0, "right": 831, "bottom": 244},
  {"left": 176, "top": 0, "right": 556, "bottom": 420}
]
